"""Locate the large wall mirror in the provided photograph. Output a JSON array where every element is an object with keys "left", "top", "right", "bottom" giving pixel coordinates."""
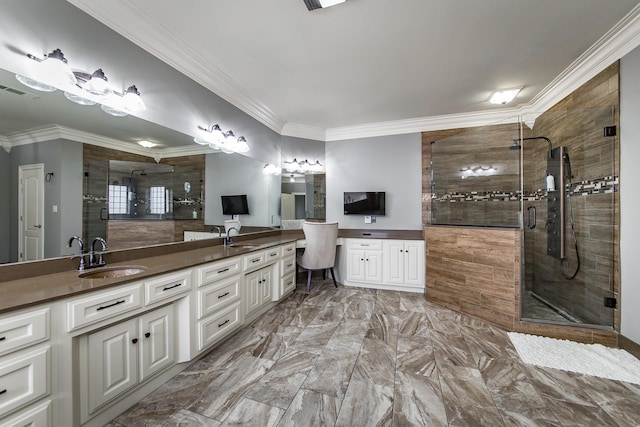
[{"left": 0, "top": 63, "right": 282, "bottom": 263}]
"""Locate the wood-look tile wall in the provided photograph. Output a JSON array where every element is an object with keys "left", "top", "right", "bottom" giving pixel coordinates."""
[
  {"left": 421, "top": 63, "right": 620, "bottom": 346},
  {"left": 425, "top": 226, "right": 520, "bottom": 329}
]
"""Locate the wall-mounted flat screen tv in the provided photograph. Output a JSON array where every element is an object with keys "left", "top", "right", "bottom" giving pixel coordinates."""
[
  {"left": 343, "top": 192, "right": 386, "bottom": 215},
  {"left": 221, "top": 194, "right": 249, "bottom": 215}
]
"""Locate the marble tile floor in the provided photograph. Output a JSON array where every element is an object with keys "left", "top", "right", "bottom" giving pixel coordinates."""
[{"left": 107, "top": 279, "right": 640, "bottom": 427}]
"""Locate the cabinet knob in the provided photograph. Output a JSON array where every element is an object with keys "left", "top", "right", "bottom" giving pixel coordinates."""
[
  {"left": 131, "top": 338, "right": 139, "bottom": 344},
  {"left": 144, "top": 332, "right": 151, "bottom": 338}
]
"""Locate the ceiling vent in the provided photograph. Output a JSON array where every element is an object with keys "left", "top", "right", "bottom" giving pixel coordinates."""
[{"left": 303, "top": 0, "right": 346, "bottom": 11}]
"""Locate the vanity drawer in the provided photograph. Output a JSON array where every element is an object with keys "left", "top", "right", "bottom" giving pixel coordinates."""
[
  {"left": 0, "top": 308, "right": 49, "bottom": 357},
  {"left": 198, "top": 275, "right": 241, "bottom": 319},
  {"left": 243, "top": 251, "right": 266, "bottom": 271},
  {"left": 197, "top": 257, "right": 242, "bottom": 286},
  {"left": 0, "top": 400, "right": 51, "bottom": 427},
  {"left": 265, "top": 246, "right": 281, "bottom": 262},
  {"left": 0, "top": 346, "right": 49, "bottom": 418},
  {"left": 348, "top": 239, "right": 383, "bottom": 250},
  {"left": 281, "top": 242, "right": 296, "bottom": 257},
  {"left": 144, "top": 270, "right": 192, "bottom": 306},
  {"left": 280, "top": 273, "right": 296, "bottom": 298},
  {"left": 67, "top": 283, "right": 142, "bottom": 332},
  {"left": 198, "top": 302, "right": 242, "bottom": 351},
  {"left": 281, "top": 255, "right": 296, "bottom": 277}
]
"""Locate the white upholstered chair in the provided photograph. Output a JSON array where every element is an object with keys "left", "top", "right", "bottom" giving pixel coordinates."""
[
  {"left": 224, "top": 219, "right": 241, "bottom": 236},
  {"left": 297, "top": 221, "right": 339, "bottom": 292}
]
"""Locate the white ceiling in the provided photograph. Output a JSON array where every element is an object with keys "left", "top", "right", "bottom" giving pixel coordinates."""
[{"left": 69, "top": 0, "right": 640, "bottom": 139}]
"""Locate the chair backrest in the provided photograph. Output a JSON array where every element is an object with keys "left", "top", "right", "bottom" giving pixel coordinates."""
[
  {"left": 224, "top": 219, "right": 241, "bottom": 236},
  {"left": 299, "top": 221, "right": 339, "bottom": 270}
]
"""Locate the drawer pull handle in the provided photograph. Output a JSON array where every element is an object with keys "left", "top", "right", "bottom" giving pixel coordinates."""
[
  {"left": 251, "top": 258, "right": 260, "bottom": 263},
  {"left": 97, "top": 299, "right": 126, "bottom": 311},
  {"left": 287, "top": 263, "right": 293, "bottom": 268},
  {"left": 217, "top": 267, "right": 230, "bottom": 274},
  {"left": 218, "top": 319, "right": 230, "bottom": 328},
  {"left": 0, "top": 336, "right": 5, "bottom": 341},
  {"left": 162, "top": 283, "right": 182, "bottom": 291},
  {"left": 361, "top": 244, "right": 370, "bottom": 246},
  {"left": 270, "top": 253, "right": 278, "bottom": 257},
  {"left": 0, "top": 389, "right": 6, "bottom": 395},
  {"left": 132, "top": 338, "right": 139, "bottom": 344},
  {"left": 217, "top": 292, "right": 230, "bottom": 299},
  {"left": 145, "top": 332, "right": 151, "bottom": 338}
]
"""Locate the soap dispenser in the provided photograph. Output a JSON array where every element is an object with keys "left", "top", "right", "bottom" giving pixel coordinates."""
[
  {"left": 192, "top": 207, "right": 198, "bottom": 219},
  {"left": 545, "top": 173, "right": 555, "bottom": 192}
]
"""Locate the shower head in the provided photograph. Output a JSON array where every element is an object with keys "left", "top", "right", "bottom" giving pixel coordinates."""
[
  {"left": 511, "top": 136, "right": 553, "bottom": 158},
  {"left": 130, "top": 169, "right": 147, "bottom": 177}
]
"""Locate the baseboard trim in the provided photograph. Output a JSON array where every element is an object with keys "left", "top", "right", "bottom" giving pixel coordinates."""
[{"left": 619, "top": 334, "right": 640, "bottom": 359}]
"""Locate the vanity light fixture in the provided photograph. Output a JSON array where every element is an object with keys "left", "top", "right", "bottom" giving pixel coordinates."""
[
  {"left": 193, "top": 125, "right": 249, "bottom": 153},
  {"left": 489, "top": 88, "right": 521, "bottom": 105},
  {"left": 283, "top": 158, "right": 323, "bottom": 173},
  {"left": 263, "top": 164, "right": 280, "bottom": 175},
  {"left": 15, "top": 48, "right": 146, "bottom": 117}
]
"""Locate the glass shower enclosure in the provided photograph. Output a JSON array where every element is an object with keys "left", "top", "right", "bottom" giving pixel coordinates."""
[{"left": 429, "top": 107, "right": 618, "bottom": 329}]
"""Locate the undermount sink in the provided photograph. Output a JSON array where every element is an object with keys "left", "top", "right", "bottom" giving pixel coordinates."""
[
  {"left": 227, "top": 243, "right": 259, "bottom": 249},
  {"left": 79, "top": 266, "right": 147, "bottom": 279}
]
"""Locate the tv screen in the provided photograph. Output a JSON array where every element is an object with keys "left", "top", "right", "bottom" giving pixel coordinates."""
[
  {"left": 343, "top": 192, "right": 386, "bottom": 215},
  {"left": 221, "top": 194, "right": 249, "bottom": 215}
]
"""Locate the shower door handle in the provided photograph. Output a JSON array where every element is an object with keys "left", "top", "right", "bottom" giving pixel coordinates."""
[{"left": 527, "top": 206, "right": 536, "bottom": 229}]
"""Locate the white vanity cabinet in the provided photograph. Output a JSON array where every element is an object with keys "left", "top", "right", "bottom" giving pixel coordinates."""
[
  {"left": 383, "top": 240, "right": 425, "bottom": 289},
  {"left": 194, "top": 256, "right": 243, "bottom": 354},
  {"left": 277, "top": 242, "right": 297, "bottom": 300},
  {"left": 346, "top": 239, "right": 383, "bottom": 284},
  {"left": 0, "top": 307, "right": 51, "bottom": 426},
  {"left": 82, "top": 303, "right": 175, "bottom": 416},
  {"left": 245, "top": 267, "right": 273, "bottom": 317},
  {"left": 341, "top": 238, "right": 425, "bottom": 292}
]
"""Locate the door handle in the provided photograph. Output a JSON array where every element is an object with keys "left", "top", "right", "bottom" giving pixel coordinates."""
[{"left": 527, "top": 206, "right": 537, "bottom": 229}]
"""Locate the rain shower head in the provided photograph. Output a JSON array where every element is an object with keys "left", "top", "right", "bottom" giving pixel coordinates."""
[
  {"left": 510, "top": 136, "right": 553, "bottom": 158},
  {"left": 131, "top": 169, "right": 147, "bottom": 177}
]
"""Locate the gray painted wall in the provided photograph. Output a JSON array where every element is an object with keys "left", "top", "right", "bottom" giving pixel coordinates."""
[
  {"left": 8, "top": 140, "right": 83, "bottom": 261},
  {"left": 325, "top": 133, "right": 423, "bottom": 230},
  {"left": 620, "top": 46, "right": 640, "bottom": 344},
  {"left": 0, "top": 149, "right": 10, "bottom": 263},
  {"left": 205, "top": 153, "right": 279, "bottom": 228}
]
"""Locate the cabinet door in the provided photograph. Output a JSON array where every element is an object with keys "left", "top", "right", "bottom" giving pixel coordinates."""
[
  {"left": 383, "top": 241, "right": 405, "bottom": 284},
  {"left": 139, "top": 305, "right": 175, "bottom": 382},
  {"left": 364, "top": 251, "right": 383, "bottom": 283},
  {"left": 87, "top": 319, "right": 138, "bottom": 413},
  {"left": 260, "top": 270, "right": 272, "bottom": 305},
  {"left": 347, "top": 249, "right": 366, "bottom": 282},
  {"left": 245, "top": 270, "right": 261, "bottom": 315},
  {"left": 403, "top": 241, "right": 424, "bottom": 286}
]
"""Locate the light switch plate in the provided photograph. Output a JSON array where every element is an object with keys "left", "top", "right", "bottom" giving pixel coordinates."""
[
  {"left": 52, "top": 205, "right": 58, "bottom": 213},
  {"left": 364, "top": 216, "right": 372, "bottom": 224}
]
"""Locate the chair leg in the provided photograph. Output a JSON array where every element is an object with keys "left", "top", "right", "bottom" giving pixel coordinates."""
[
  {"left": 329, "top": 267, "right": 337, "bottom": 288},
  {"left": 306, "top": 270, "right": 312, "bottom": 293}
]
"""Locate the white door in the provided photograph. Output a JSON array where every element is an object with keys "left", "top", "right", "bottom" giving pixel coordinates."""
[
  {"left": 365, "top": 251, "right": 383, "bottom": 283},
  {"left": 18, "top": 164, "right": 44, "bottom": 262},
  {"left": 383, "top": 241, "right": 405, "bottom": 285},
  {"left": 245, "top": 270, "right": 262, "bottom": 315},
  {"left": 404, "top": 241, "right": 425, "bottom": 286}
]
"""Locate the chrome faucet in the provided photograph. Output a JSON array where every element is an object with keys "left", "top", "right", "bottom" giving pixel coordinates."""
[
  {"left": 211, "top": 226, "right": 222, "bottom": 237},
  {"left": 68, "top": 236, "right": 86, "bottom": 271},
  {"left": 224, "top": 227, "right": 239, "bottom": 246},
  {"left": 89, "top": 237, "right": 108, "bottom": 267}
]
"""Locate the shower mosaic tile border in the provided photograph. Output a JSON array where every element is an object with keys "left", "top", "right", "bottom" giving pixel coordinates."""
[{"left": 432, "top": 176, "right": 619, "bottom": 202}]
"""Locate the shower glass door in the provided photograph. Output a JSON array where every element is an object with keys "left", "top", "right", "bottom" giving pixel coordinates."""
[{"left": 520, "top": 106, "right": 617, "bottom": 328}]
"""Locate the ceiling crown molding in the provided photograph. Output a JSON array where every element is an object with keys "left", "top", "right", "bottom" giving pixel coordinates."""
[
  {"left": 67, "top": 1, "right": 640, "bottom": 143},
  {"left": 67, "top": 0, "right": 287, "bottom": 134},
  {"left": 5, "top": 125, "right": 214, "bottom": 160}
]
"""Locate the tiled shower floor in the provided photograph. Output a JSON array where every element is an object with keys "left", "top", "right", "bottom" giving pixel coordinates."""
[{"left": 107, "top": 279, "right": 640, "bottom": 426}]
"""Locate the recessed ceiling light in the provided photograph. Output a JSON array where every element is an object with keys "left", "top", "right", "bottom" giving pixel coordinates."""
[
  {"left": 490, "top": 88, "right": 521, "bottom": 105},
  {"left": 137, "top": 140, "right": 157, "bottom": 148}
]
